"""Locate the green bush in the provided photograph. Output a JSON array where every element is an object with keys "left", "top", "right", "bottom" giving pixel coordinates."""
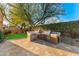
[{"left": 0, "top": 31, "right": 5, "bottom": 43}]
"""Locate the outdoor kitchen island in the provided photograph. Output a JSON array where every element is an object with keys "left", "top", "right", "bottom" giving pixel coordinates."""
[{"left": 27, "top": 31, "right": 61, "bottom": 44}]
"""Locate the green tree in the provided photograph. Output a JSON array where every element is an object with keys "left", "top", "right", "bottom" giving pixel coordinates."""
[
  {"left": 9, "top": 4, "right": 33, "bottom": 27},
  {"left": 0, "top": 4, "right": 6, "bottom": 42},
  {"left": 9, "top": 3, "right": 65, "bottom": 28},
  {"left": 0, "top": 4, "right": 5, "bottom": 31}
]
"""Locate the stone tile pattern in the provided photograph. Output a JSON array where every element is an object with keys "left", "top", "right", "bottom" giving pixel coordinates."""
[
  {"left": 10, "top": 39, "right": 79, "bottom": 56},
  {"left": 0, "top": 40, "right": 36, "bottom": 56},
  {"left": 56, "top": 43, "right": 79, "bottom": 54},
  {"left": 61, "top": 36, "right": 79, "bottom": 47},
  {"left": 30, "top": 39, "right": 79, "bottom": 54}
]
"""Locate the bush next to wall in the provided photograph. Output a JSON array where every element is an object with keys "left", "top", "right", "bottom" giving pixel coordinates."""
[{"left": 0, "top": 31, "right": 5, "bottom": 43}]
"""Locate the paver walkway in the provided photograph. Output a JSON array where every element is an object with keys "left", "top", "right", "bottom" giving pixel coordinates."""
[
  {"left": 10, "top": 39, "right": 79, "bottom": 56},
  {"left": 33, "top": 39, "right": 79, "bottom": 54},
  {"left": 0, "top": 40, "right": 36, "bottom": 56}
]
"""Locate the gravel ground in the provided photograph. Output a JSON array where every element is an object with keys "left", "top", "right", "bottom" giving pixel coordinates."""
[{"left": 0, "top": 40, "right": 37, "bottom": 56}]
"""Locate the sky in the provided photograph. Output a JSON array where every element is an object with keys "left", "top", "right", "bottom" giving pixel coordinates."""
[{"left": 60, "top": 3, "right": 79, "bottom": 22}]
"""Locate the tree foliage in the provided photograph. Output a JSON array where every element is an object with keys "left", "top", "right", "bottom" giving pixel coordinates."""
[
  {"left": 9, "top": 4, "right": 31, "bottom": 28},
  {"left": 0, "top": 4, "right": 5, "bottom": 31},
  {"left": 8, "top": 3, "right": 65, "bottom": 27}
]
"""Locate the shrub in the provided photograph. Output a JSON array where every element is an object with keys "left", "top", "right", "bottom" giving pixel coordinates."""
[
  {"left": 0, "top": 31, "right": 5, "bottom": 43},
  {"left": 4, "top": 29, "right": 11, "bottom": 35}
]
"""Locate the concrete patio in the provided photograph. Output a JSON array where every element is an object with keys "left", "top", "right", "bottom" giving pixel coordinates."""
[
  {"left": 9, "top": 38, "right": 79, "bottom": 56},
  {"left": 0, "top": 40, "right": 36, "bottom": 56}
]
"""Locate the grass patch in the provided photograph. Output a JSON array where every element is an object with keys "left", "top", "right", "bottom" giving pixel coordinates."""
[{"left": 6, "top": 33, "right": 27, "bottom": 40}]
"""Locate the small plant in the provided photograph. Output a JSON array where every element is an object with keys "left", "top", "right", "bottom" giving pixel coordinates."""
[{"left": 0, "top": 31, "right": 5, "bottom": 43}]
